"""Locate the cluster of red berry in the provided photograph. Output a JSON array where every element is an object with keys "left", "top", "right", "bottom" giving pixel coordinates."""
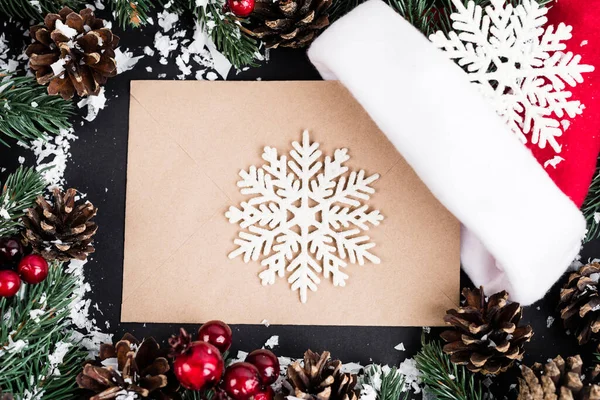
[
  {"left": 0, "top": 237, "right": 49, "bottom": 297},
  {"left": 170, "top": 320, "right": 280, "bottom": 400}
]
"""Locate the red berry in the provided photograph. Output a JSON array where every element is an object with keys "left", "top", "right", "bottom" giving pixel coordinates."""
[
  {"left": 0, "top": 270, "right": 21, "bottom": 297},
  {"left": 17, "top": 254, "right": 49, "bottom": 284},
  {"left": 227, "top": 0, "right": 255, "bottom": 17},
  {"left": 198, "top": 320, "right": 233, "bottom": 353},
  {"left": 222, "top": 362, "right": 262, "bottom": 400},
  {"left": 246, "top": 349, "right": 279, "bottom": 385},
  {"left": 0, "top": 237, "right": 23, "bottom": 264},
  {"left": 253, "top": 385, "right": 274, "bottom": 400},
  {"left": 173, "top": 341, "right": 224, "bottom": 391}
]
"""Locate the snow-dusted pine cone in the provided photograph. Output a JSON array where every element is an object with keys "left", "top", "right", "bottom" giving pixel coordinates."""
[
  {"left": 243, "top": 0, "right": 332, "bottom": 49},
  {"left": 440, "top": 287, "right": 534, "bottom": 375},
  {"left": 517, "top": 355, "right": 600, "bottom": 400},
  {"left": 22, "top": 188, "right": 97, "bottom": 261},
  {"left": 76, "top": 333, "right": 179, "bottom": 399},
  {"left": 283, "top": 350, "right": 358, "bottom": 400},
  {"left": 26, "top": 7, "right": 119, "bottom": 99},
  {"left": 559, "top": 262, "right": 600, "bottom": 345}
]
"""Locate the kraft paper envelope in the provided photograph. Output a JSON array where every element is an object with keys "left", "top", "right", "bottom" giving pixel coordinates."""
[{"left": 122, "top": 80, "right": 460, "bottom": 326}]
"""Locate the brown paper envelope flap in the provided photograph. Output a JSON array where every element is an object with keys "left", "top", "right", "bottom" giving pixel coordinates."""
[{"left": 123, "top": 80, "right": 460, "bottom": 326}]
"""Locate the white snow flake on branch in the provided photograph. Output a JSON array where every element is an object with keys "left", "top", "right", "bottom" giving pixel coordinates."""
[
  {"left": 430, "top": 0, "right": 595, "bottom": 154},
  {"left": 226, "top": 130, "right": 383, "bottom": 303}
]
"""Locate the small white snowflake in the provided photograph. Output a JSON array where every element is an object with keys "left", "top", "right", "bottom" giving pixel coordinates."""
[
  {"left": 430, "top": 0, "right": 595, "bottom": 154},
  {"left": 226, "top": 130, "right": 383, "bottom": 303}
]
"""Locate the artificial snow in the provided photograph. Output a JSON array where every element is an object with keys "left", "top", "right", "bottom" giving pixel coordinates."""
[
  {"left": 157, "top": 10, "right": 179, "bottom": 32},
  {"left": 29, "top": 127, "right": 77, "bottom": 189},
  {"left": 264, "top": 335, "right": 279, "bottom": 349},
  {"left": 50, "top": 58, "right": 66, "bottom": 75},
  {"left": 115, "top": 48, "right": 144, "bottom": 74},
  {"left": 547, "top": 316, "right": 555, "bottom": 328},
  {"left": 226, "top": 130, "right": 383, "bottom": 303},
  {"left": 48, "top": 341, "right": 73, "bottom": 376},
  {"left": 394, "top": 342, "right": 406, "bottom": 351},
  {"left": 543, "top": 156, "right": 565, "bottom": 169},
  {"left": 431, "top": 0, "right": 595, "bottom": 155},
  {"left": 399, "top": 358, "right": 422, "bottom": 394},
  {"left": 54, "top": 20, "right": 78, "bottom": 39},
  {"left": 77, "top": 87, "right": 107, "bottom": 121}
]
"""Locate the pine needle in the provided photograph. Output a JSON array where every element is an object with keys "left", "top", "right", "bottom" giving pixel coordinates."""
[
  {"left": 414, "top": 337, "right": 484, "bottom": 400},
  {"left": 0, "top": 166, "right": 46, "bottom": 238},
  {"left": 202, "top": 3, "right": 260, "bottom": 69},
  {"left": 0, "top": 73, "right": 74, "bottom": 147},
  {"left": 113, "top": 0, "right": 154, "bottom": 28},
  {"left": 0, "top": 262, "right": 88, "bottom": 399},
  {"left": 582, "top": 157, "right": 600, "bottom": 243}
]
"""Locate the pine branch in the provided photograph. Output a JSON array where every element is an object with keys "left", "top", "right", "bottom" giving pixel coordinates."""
[
  {"left": 582, "top": 157, "right": 600, "bottom": 243},
  {"left": 0, "top": 166, "right": 47, "bottom": 238},
  {"left": 0, "top": 262, "right": 88, "bottom": 399},
  {"left": 414, "top": 337, "right": 484, "bottom": 400},
  {"left": 361, "top": 364, "right": 409, "bottom": 400},
  {"left": 112, "top": 0, "right": 154, "bottom": 28},
  {"left": 203, "top": 3, "right": 260, "bottom": 69},
  {"left": 0, "top": 73, "right": 74, "bottom": 147},
  {"left": 0, "top": 0, "right": 84, "bottom": 21}
]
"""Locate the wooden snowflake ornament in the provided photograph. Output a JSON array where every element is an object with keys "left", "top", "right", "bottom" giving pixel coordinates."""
[
  {"left": 226, "top": 131, "right": 383, "bottom": 303},
  {"left": 430, "top": 0, "right": 595, "bottom": 155}
]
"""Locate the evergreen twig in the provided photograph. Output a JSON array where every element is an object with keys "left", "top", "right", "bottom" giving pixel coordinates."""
[
  {"left": 0, "top": 262, "right": 88, "bottom": 399},
  {"left": 0, "top": 73, "right": 74, "bottom": 147},
  {"left": 113, "top": 0, "right": 154, "bottom": 28},
  {"left": 0, "top": 166, "right": 46, "bottom": 238},
  {"left": 203, "top": 3, "right": 260, "bottom": 69},
  {"left": 362, "top": 364, "right": 409, "bottom": 400},
  {"left": 414, "top": 337, "right": 484, "bottom": 400},
  {"left": 0, "top": 0, "right": 83, "bottom": 19},
  {"left": 582, "top": 157, "right": 600, "bottom": 243}
]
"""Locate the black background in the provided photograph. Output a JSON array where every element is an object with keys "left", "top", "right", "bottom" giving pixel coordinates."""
[{"left": 1, "top": 9, "right": 599, "bottom": 398}]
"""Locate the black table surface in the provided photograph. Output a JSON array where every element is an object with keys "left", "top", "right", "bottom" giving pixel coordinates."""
[{"left": 1, "top": 9, "right": 599, "bottom": 399}]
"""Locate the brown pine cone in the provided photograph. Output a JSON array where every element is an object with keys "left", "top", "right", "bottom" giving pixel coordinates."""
[
  {"left": 517, "top": 355, "right": 600, "bottom": 400},
  {"left": 559, "top": 262, "right": 600, "bottom": 345},
  {"left": 242, "top": 0, "right": 332, "bottom": 49},
  {"left": 282, "top": 350, "right": 358, "bottom": 400},
  {"left": 26, "top": 7, "right": 119, "bottom": 100},
  {"left": 168, "top": 328, "right": 193, "bottom": 357},
  {"left": 22, "top": 188, "right": 97, "bottom": 261},
  {"left": 77, "top": 333, "right": 180, "bottom": 400},
  {"left": 440, "top": 287, "right": 534, "bottom": 375}
]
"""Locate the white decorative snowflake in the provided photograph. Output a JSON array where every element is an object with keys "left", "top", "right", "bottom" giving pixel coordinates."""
[
  {"left": 226, "top": 130, "right": 383, "bottom": 303},
  {"left": 430, "top": 0, "right": 595, "bottom": 154}
]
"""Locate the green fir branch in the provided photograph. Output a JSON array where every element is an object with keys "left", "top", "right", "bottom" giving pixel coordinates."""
[
  {"left": 0, "top": 0, "right": 83, "bottom": 19},
  {"left": 0, "top": 166, "right": 46, "bottom": 238},
  {"left": 414, "top": 338, "right": 484, "bottom": 400},
  {"left": 113, "top": 0, "right": 154, "bottom": 28},
  {"left": 203, "top": 3, "right": 260, "bottom": 69},
  {"left": 361, "top": 364, "right": 409, "bottom": 400},
  {"left": 0, "top": 73, "right": 73, "bottom": 147},
  {"left": 0, "top": 262, "right": 88, "bottom": 399},
  {"left": 582, "top": 157, "right": 600, "bottom": 243}
]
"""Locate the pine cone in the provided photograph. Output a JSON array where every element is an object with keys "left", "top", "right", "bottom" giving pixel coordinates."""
[
  {"left": 77, "top": 333, "right": 180, "bottom": 400},
  {"left": 26, "top": 7, "right": 119, "bottom": 100},
  {"left": 517, "top": 355, "right": 600, "bottom": 400},
  {"left": 559, "top": 262, "right": 600, "bottom": 345},
  {"left": 440, "top": 287, "right": 534, "bottom": 375},
  {"left": 283, "top": 350, "right": 359, "bottom": 400},
  {"left": 22, "top": 188, "right": 97, "bottom": 261},
  {"left": 168, "top": 328, "right": 193, "bottom": 357},
  {"left": 243, "top": 0, "right": 332, "bottom": 49}
]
